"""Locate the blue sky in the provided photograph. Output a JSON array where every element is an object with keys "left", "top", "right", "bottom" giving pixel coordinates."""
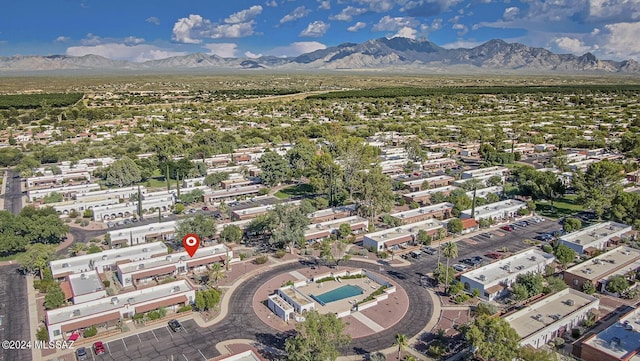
[{"left": 1, "top": 0, "right": 639, "bottom": 61}]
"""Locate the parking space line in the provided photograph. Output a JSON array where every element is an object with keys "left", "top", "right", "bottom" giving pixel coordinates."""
[
  {"left": 151, "top": 329, "right": 159, "bottom": 342},
  {"left": 91, "top": 349, "right": 96, "bottom": 361},
  {"left": 166, "top": 326, "right": 174, "bottom": 339},
  {"left": 122, "top": 338, "right": 128, "bottom": 351},
  {"left": 137, "top": 333, "right": 143, "bottom": 344},
  {"left": 183, "top": 354, "right": 189, "bottom": 361},
  {"left": 182, "top": 326, "right": 188, "bottom": 334},
  {"left": 106, "top": 342, "right": 112, "bottom": 355},
  {"left": 198, "top": 349, "right": 207, "bottom": 360}
]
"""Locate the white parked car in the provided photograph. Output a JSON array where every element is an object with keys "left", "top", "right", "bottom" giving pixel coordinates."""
[{"left": 452, "top": 264, "right": 469, "bottom": 272}]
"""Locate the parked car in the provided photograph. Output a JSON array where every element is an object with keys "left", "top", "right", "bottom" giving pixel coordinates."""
[
  {"left": 486, "top": 252, "right": 503, "bottom": 259},
  {"left": 452, "top": 264, "right": 469, "bottom": 272},
  {"left": 76, "top": 347, "right": 88, "bottom": 361},
  {"left": 168, "top": 319, "right": 183, "bottom": 332},
  {"left": 93, "top": 341, "right": 106, "bottom": 355},
  {"left": 501, "top": 225, "right": 514, "bottom": 232},
  {"left": 422, "top": 247, "right": 437, "bottom": 255},
  {"left": 202, "top": 206, "right": 209, "bottom": 211},
  {"left": 481, "top": 232, "right": 494, "bottom": 238}
]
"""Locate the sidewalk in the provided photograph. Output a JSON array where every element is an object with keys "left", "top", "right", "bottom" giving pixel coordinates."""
[
  {"left": 26, "top": 275, "right": 43, "bottom": 361},
  {"left": 0, "top": 170, "right": 7, "bottom": 210}
]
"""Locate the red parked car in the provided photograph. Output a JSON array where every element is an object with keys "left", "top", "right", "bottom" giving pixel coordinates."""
[
  {"left": 500, "top": 225, "right": 514, "bottom": 231},
  {"left": 93, "top": 341, "right": 106, "bottom": 355},
  {"left": 486, "top": 252, "right": 503, "bottom": 259}
]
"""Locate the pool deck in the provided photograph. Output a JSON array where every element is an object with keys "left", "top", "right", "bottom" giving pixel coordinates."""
[{"left": 253, "top": 266, "right": 410, "bottom": 339}]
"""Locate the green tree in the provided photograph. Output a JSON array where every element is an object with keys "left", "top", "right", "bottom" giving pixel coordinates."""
[
  {"left": 518, "top": 347, "right": 558, "bottom": 361},
  {"left": 258, "top": 150, "right": 290, "bottom": 187},
  {"left": 573, "top": 160, "right": 624, "bottom": 219},
  {"left": 220, "top": 225, "right": 243, "bottom": 244},
  {"left": 43, "top": 192, "right": 63, "bottom": 204},
  {"left": 516, "top": 272, "right": 544, "bottom": 297},
  {"left": 285, "top": 310, "right": 351, "bottom": 361},
  {"left": 442, "top": 242, "right": 458, "bottom": 293},
  {"left": 268, "top": 205, "right": 311, "bottom": 251},
  {"left": 606, "top": 275, "right": 629, "bottom": 294},
  {"left": 416, "top": 229, "right": 431, "bottom": 245},
  {"left": 287, "top": 139, "right": 317, "bottom": 180},
  {"left": 563, "top": 217, "right": 582, "bottom": 233},
  {"left": 582, "top": 280, "right": 596, "bottom": 295},
  {"left": 16, "top": 243, "right": 57, "bottom": 277},
  {"left": 545, "top": 276, "right": 568, "bottom": 294},
  {"left": 404, "top": 138, "right": 424, "bottom": 162},
  {"left": 354, "top": 166, "right": 394, "bottom": 223},
  {"left": 36, "top": 326, "right": 49, "bottom": 342},
  {"left": 393, "top": 333, "right": 408, "bottom": 360},
  {"left": 338, "top": 223, "right": 352, "bottom": 239},
  {"left": 473, "top": 302, "right": 497, "bottom": 317},
  {"left": 554, "top": 244, "right": 576, "bottom": 269},
  {"left": 70, "top": 242, "right": 86, "bottom": 256},
  {"left": 208, "top": 262, "right": 223, "bottom": 285},
  {"left": 512, "top": 283, "right": 529, "bottom": 301},
  {"left": 204, "top": 172, "right": 229, "bottom": 189},
  {"left": 195, "top": 290, "right": 206, "bottom": 311},
  {"left": 447, "top": 218, "right": 464, "bottom": 235},
  {"left": 433, "top": 263, "right": 456, "bottom": 287},
  {"left": 309, "top": 153, "right": 345, "bottom": 206},
  {"left": 105, "top": 156, "right": 142, "bottom": 187},
  {"left": 465, "top": 315, "right": 520, "bottom": 361},
  {"left": 175, "top": 214, "right": 217, "bottom": 242},
  {"left": 44, "top": 283, "right": 66, "bottom": 309}
]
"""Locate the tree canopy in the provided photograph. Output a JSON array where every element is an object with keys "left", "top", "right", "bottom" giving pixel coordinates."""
[
  {"left": 285, "top": 310, "right": 351, "bottom": 361},
  {"left": 175, "top": 214, "right": 217, "bottom": 242},
  {"left": 258, "top": 150, "right": 290, "bottom": 187},
  {"left": 1, "top": 207, "right": 69, "bottom": 255},
  {"left": 573, "top": 160, "right": 624, "bottom": 219},
  {"left": 105, "top": 156, "right": 142, "bottom": 187},
  {"left": 465, "top": 315, "right": 521, "bottom": 361}
]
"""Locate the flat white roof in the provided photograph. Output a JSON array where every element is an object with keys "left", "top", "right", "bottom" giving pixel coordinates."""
[
  {"left": 390, "top": 202, "right": 454, "bottom": 219},
  {"left": 404, "top": 185, "right": 459, "bottom": 198},
  {"left": 68, "top": 270, "right": 104, "bottom": 296},
  {"left": 232, "top": 199, "right": 301, "bottom": 216},
  {"left": 364, "top": 219, "right": 443, "bottom": 244},
  {"left": 565, "top": 246, "right": 640, "bottom": 281},
  {"left": 50, "top": 242, "right": 168, "bottom": 277},
  {"left": 108, "top": 221, "right": 178, "bottom": 240},
  {"left": 402, "top": 175, "right": 454, "bottom": 187},
  {"left": 308, "top": 204, "right": 357, "bottom": 219},
  {"left": 117, "top": 244, "right": 229, "bottom": 274},
  {"left": 305, "top": 216, "right": 368, "bottom": 235},
  {"left": 504, "top": 288, "right": 598, "bottom": 339},
  {"left": 46, "top": 280, "right": 192, "bottom": 325},
  {"left": 461, "top": 199, "right": 526, "bottom": 218},
  {"left": 560, "top": 221, "right": 631, "bottom": 247},
  {"left": 462, "top": 248, "right": 555, "bottom": 286},
  {"left": 583, "top": 308, "right": 640, "bottom": 359},
  {"left": 462, "top": 166, "right": 509, "bottom": 177},
  {"left": 465, "top": 186, "right": 503, "bottom": 199}
]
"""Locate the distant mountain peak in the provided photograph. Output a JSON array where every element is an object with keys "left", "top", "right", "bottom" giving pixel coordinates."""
[{"left": 0, "top": 37, "right": 637, "bottom": 74}]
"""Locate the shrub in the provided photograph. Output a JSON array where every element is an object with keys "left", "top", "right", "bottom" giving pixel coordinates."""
[
  {"left": 542, "top": 244, "right": 554, "bottom": 253},
  {"left": 80, "top": 220, "right": 89, "bottom": 227},
  {"left": 554, "top": 338, "right": 565, "bottom": 347},
  {"left": 74, "top": 218, "right": 81, "bottom": 224},
  {"left": 571, "top": 328, "right": 581, "bottom": 338},
  {"left": 428, "top": 342, "right": 445, "bottom": 357},
  {"left": 102, "top": 280, "right": 110, "bottom": 288},
  {"left": 340, "top": 274, "right": 366, "bottom": 280},
  {"left": 177, "top": 305, "right": 192, "bottom": 313},
  {"left": 36, "top": 326, "right": 50, "bottom": 341},
  {"left": 146, "top": 310, "right": 161, "bottom": 320},
  {"left": 315, "top": 276, "right": 335, "bottom": 283},
  {"left": 132, "top": 313, "right": 144, "bottom": 321},
  {"left": 239, "top": 252, "right": 247, "bottom": 261},
  {"left": 83, "top": 209, "right": 93, "bottom": 218},
  {"left": 83, "top": 326, "right": 97, "bottom": 338},
  {"left": 254, "top": 255, "right": 268, "bottom": 264},
  {"left": 69, "top": 210, "right": 79, "bottom": 218},
  {"left": 378, "top": 251, "right": 388, "bottom": 259},
  {"left": 274, "top": 250, "right": 286, "bottom": 258}
]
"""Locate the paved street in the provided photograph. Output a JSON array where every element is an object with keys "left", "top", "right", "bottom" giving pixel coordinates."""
[
  {"left": 0, "top": 266, "right": 31, "bottom": 361},
  {"left": 3, "top": 170, "right": 22, "bottom": 215}
]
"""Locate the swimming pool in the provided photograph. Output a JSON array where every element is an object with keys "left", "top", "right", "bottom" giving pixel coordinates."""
[{"left": 311, "top": 285, "right": 365, "bottom": 306}]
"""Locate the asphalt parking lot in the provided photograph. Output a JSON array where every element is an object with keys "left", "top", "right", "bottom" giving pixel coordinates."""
[
  {"left": 73, "top": 320, "right": 218, "bottom": 361},
  {"left": 410, "top": 216, "right": 561, "bottom": 269}
]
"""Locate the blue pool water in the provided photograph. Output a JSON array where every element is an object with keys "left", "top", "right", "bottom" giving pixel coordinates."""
[{"left": 311, "top": 285, "right": 365, "bottom": 306}]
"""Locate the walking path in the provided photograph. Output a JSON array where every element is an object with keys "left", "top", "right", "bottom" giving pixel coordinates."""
[
  {"left": 0, "top": 169, "right": 7, "bottom": 210},
  {"left": 26, "top": 275, "right": 42, "bottom": 361},
  {"left": 351, "top": 312, "right": 385, "bottom": 333}
]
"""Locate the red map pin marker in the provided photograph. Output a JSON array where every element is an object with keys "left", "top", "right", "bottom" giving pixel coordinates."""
[{"left": 182, "top": 233, "right": 200, "bottom": 257}]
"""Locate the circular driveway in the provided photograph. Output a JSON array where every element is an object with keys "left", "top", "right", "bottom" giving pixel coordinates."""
[{"left": 221, "top": 259, "right": 432, "bottom": 356}]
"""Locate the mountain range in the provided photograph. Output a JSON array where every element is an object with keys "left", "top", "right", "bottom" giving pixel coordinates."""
[{"left": 2, "top": 37, "right": 640, "bottom": 74}]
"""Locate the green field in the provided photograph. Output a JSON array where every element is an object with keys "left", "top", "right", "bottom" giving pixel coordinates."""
[{"left": 535, "top": 195, "right": 585, "bottom": 219}]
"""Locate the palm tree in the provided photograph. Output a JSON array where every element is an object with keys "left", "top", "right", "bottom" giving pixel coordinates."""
[
  {"left": 393, "top": 333, "right": 408, "bottom": 360},
  {"left": 70, "top": 242, "right": 86, "bottom": 256},
  {"left": 208, "top": 262, "right": 223, "bottom": 285},
  {"left": 442, "top": 241, "right": 458, "bottom": 293},
  {"left": 369, "top": 352, "right": 386, "bottom": 361},
  {"left": 404, "top": 356, "right": 417, "bottom": 361}
]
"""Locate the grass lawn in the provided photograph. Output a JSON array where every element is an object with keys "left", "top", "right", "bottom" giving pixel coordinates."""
[
  {"left": 144, "top": 177, "right": 170, "bottom": 190},
  {"left": 274, "top": 183, "right": 315, "bottom": 199},
  {"left": 535, "top": 195, "right": 584, "bottom": 219},
  {"left": 0, "top": 253, "right": 19, "bottom": 262}
]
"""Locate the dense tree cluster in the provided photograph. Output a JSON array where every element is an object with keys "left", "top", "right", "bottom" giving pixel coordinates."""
[{"left": 0, "top": 207, "right": 69, "bottom": 255}]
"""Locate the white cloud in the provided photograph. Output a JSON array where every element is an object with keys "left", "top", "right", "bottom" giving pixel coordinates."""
[
  {"left": 440, "top": 39, "right": 484, "bottom": 49},
  {"left": 172, "top": 10, "right": 261, "bottom": 43},
  {"left": 372, "top": 16, "right": 418, "bottom": 31},
  {"left": 452, "top": 23, "right": 468, "bottom": 35},
  {"left": 264, "top": 41, "right": 327, "bottom": 57},
  {"left": 353, "top": 0, "right": 395, "bottom": 12},
  {"left": 124, "top": 36, "right": 144, "bottom": 45},
  {"left": 202, "top": 43, "right": 238, "bottom": 57},
  {"left": 66, "top": 43, "right": 187, "bottom": 62},
  {"left": 55, "top": 36, "right": 70, "bottom": 43},
  {"left": 265, "top": 0, "right": 278, "bottom": 7},
  {"left": 299, "top": 21, "right": 330, "bottom": 37},
  {"left": 502, "top": 6, "right": 520, "bottom": 21},
  {"left": 224, "top": 5, "right": 263, "bottom": 24},
  {"left": 601, "top": 22, "right": 640, "bottom": 59},
  {"left": 553, "top": 37, "right": 592, "bottom": 54},
  {"left": 318, "top": 0, "right": 331, "bottom": 9},
  {"left": 81, "top": 33, "right": 103, "bottom": 46},
  {"left": 329, "top": 6, "right": 367, "bottom": 21},
  {"left": 430, "top": 18, "right": 443, "bottom": 30},
  {"left": 280, "top": 6, "right": 311, "bottom": 24},
  {"left": 347, "top": 21, "right": 367, "bottom": 32},
  {"left": 588, "top": 0, "right": 640, "bottom": 22},
  {"left": 245, "top": 51, "right": 263, "bottom": 58},
  {"left": 172, "top": 14, "right": 209, "bottom": 44},
  {"left": 146, "top": 17, "right": 160, "bottom": 25},
  {"left": 399, "top": 0, "right": 465, "bottom": 17},
  {"left": 391, "top": 26, "right": 417, "bottom": 39}
]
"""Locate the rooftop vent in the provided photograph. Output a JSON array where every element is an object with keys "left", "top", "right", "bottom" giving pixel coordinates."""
[
  {"left": 533, "top": 314, "right": 544, "bottom": 321},
  {"left": 138, "top": 264, "right": 144, "bottom": 269},
  {"left": 142, "top": 248, "right": 149, "bottom": 252},
  {"left": 127, "top": 297, "right": 135, "bottom": 303},
  {"left": 102, "top": 255, "right": 108, "bottom": 260},
  {"left": 111, "top": 297, "right": 119, "bottom": 304},
  {"left": 478, "top": 275, "right": 486, "bottom": 281},
  {"left": 72, "top": 309, "right": 81, "bottom": 316},
  {"left": 166, "top": 255, "right": 172, "bottom": 261},
  {"left": 611, "top": 337, "right": 621, "bottom": 346},
  {"left": 80, "top": 273, "right": 87, "bottom": 280},
  {"left": 529, "top": 256, "right": 537, "bottom": 261},
  {"left": 172, "top": 286, "right": 180, "bottom": 293},
  {"left": 396, "top": 228, "right": 402, "bottom": 233},
  {"left": 565, "top": 299, "right": 575, "bottom": 306},
  {"left": 62, "top": 263, "right": 69, "bottom": 268}
]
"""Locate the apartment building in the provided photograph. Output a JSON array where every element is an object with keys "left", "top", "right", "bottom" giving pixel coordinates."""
[{"left": 559, "top": 222, "right": 633, "bottom": 254}]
